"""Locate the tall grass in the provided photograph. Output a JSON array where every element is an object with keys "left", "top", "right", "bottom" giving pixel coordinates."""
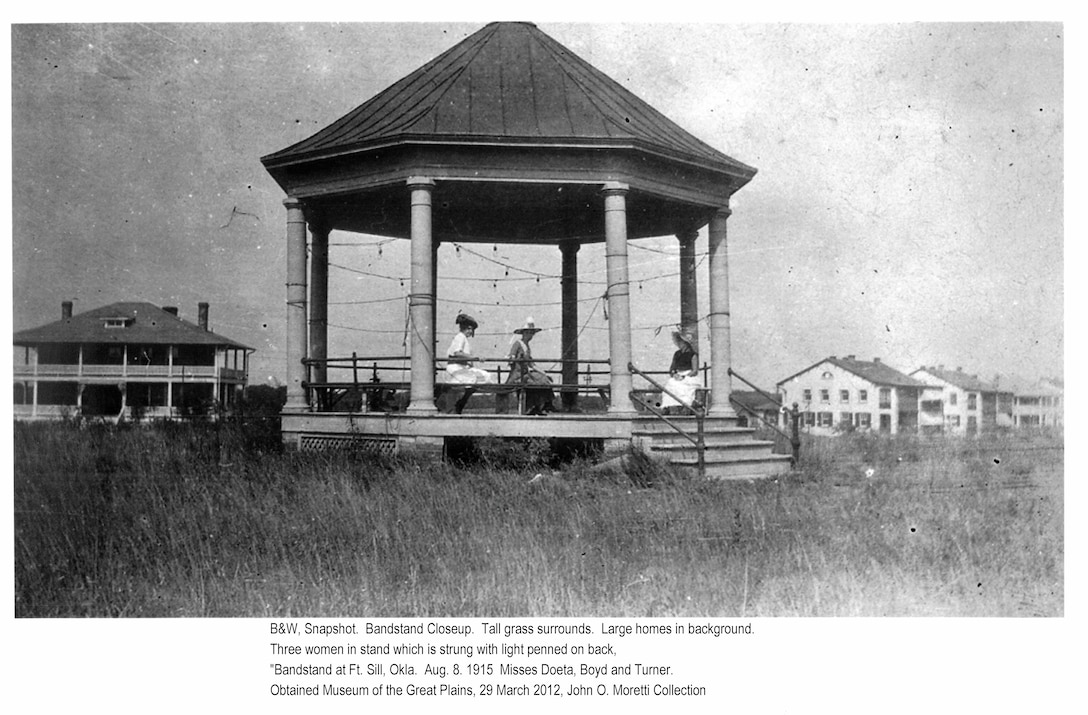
[{"left": 14, "top": 421, "right": 1063, "bottom": 617}]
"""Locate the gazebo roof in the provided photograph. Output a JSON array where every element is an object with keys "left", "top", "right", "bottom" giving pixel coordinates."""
[
  {"left": 261, "top": 22, "right": 756, "bottom": 243},
  {"left": 262, "top": 22, "right": 754, "bottom": 179}
]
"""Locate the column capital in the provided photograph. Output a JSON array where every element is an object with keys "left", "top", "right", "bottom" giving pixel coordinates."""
[
  {"left": 676, "top": 227, "right": 699, "bottom": 244},
  {"left": 559, "top": 240, "right": 581, "bottom": 255},
  {"left": 601, "top": 181, "right": 630, "bottom": 195},
  {"left": 715, "top": 204, "right": 733, "bottom": 220},
  {"left": 284, "top": 196, "right": 304, "bottom": 210},
  {"left": 406, "top": 176, "right": 436, "bottom": 190}
]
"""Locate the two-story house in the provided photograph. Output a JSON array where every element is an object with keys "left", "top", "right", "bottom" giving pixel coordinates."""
[
  {"left": 777, "top": 355, "right": 927, "bottom": 435},
  {"left": 13, "top": 301, "right": 252, "bottom": 420},
  {"left": 908, "top": 366, "right": 1011, "bottom": 435},
  {"left": 992, "top": 374, "right": 1063, "bottom": 429}
]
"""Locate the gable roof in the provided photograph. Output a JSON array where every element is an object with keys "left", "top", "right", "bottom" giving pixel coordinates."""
[
  {"left": 261, "top": 22, "right": 755, "bottom": 180},
  {"left": 911, "top": 366, "right": 1001, "bottom": 393},
  {"left": 777, "top": 356, "right": 927, "bottom": 389},
  {"left": 13, "top": 302, "right": 251, "bottom": 350}
]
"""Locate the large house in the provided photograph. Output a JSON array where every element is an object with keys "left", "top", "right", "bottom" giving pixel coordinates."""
[
  {"left": 13, "top": 301, "right": 252, "bottom": 420},
  {"left": 992, "top": 375, "right": 1063, "bottom": 429},
  {"left": 777, "top": 355, "right": 927, "bottom": 435},
  {"left": 909, "top": 366, "right": 1013, "bottom": 435}
]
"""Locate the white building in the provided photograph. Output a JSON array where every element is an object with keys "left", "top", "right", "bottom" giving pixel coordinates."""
[
  {"left": 909, "top": 366, "right": 1012, "bottom": 435},
  {"left": 777, "top": 355, "right": 927, "bottom": 435}
]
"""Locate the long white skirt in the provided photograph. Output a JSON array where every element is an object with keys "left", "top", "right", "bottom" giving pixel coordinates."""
[
  {"left": 445, "top": 364, "right": 494, "bottom": 385},
  {"left": 660, "top": 375, "right": 700, "bottom": 408}
]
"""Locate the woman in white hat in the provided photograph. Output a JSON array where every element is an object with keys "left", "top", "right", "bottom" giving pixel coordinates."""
[
  {"left": 445, "top": 312, "right": 493, "bottom": 413},
  {"left": 660, "top": 329, "right": 700, "bottom": 414},
  {"left": 503, "top": 317, "right": 556, "bottom": 415}
]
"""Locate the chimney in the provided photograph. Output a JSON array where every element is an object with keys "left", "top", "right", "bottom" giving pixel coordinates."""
[
  {"left": 162, "top": 306, "right": 179, "bottom": 316},
  {"left": 61, "top": 301, "right": 73, "bottom": 320},
  {"left": 846, "top": 354, "right": 856, "bottom": 360},
  {"left": 198, "top": 302, "right": 209, "bottom": 331},
  {"left": 873, "top": 357, "right": 881, "bottom": 363},
  {"left": 956, "top": 366, "right": 963, "bottom": 372},
  {"left": 938, "top": 364, "right": 945, "bottom": 371}
]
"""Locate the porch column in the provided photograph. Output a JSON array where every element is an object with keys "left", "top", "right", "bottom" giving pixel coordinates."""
[
  {"left": 309, "top": 217, "right": 330, "bottom": 397},
  {"left": 560, "top": 240, "right": 580, "bottom": 412},
  {"left": 707, "top": 205, "right": 735, "bottom": 416},
  {"left": 431, "top": 239, "right": 440, "bottom": 354},
  {"left": 407, "top": 177, "right": 438, "bottom": 413},
  {"left": 284, "top": 197, "right": 309, "bottom": 411},
  {"left": 677, "top": 227, "right": 700, "bottom": 352},
  {"left": 603, "top": 182, "right": 635, "bottom": 414}
]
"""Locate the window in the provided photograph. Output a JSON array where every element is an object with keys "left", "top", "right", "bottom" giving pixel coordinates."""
[
  {"left": 103, "top": 317, "right": 133, "bottom": 329},
  {"left": 949, "top": 392, "right": 958, "bottom": 406},
  {"left": 840, "top": 389, "right": 850, "bottom": 404},
  {"left": 839, "top": 412, "right": 853, "bottom": 428},
  {"left": 820, "top": 389, "right": 830, "bottom": 403},
  {"left": 948, "top": 415, "right": 961, "bottom": 427},
  {"left": 967, "top": 393, "right": 977, "bottom": 410},
  {"left": 856, "top": 413, "right": 872, "bottom": 429},
  {"left": 858, "top": 389, "right": 868, "bottom": 403},
  {"left": 804, "top": 411, "right": 816, "bottom": 427},
  {"left": 818, "top": 412, "right": 833, "bottom": 427},
  {"left": 803, "top": 389, "right": 812, "bottom": 402},
  {"left": 878, "top": 388, "right": 891, "bottom": 409}
]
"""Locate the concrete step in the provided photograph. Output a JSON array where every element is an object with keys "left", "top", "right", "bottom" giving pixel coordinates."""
[
  {"left": 649, "top": 440, "right": 779, "bottom": 461},
  {"left": 633, "top": 428, "right": 759, "bottom": 447},
  {"left": 672, "top": 454, "right": 793, "bottom": 480},
  {"left": 631, "top": 416, "right": 747, "bottom": 435}
]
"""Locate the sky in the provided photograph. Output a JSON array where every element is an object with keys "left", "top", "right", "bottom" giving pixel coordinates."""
[{"left": 9, "top": 21, "right": 1065, "bottom": 390}]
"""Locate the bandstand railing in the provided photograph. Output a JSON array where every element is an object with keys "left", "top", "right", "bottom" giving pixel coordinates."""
[{"left": 302, "top": 354, "right": 613, "bottom": 414}]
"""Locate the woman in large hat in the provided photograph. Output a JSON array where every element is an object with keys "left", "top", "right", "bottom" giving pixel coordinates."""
[
  {"left": 445, "top": 312, "right": 493, "bottom": 413},
  {"left": 660, "top": 328, "right": 700, "bottom": 414},
  {"left": 503, "top": 317, "right": 556, "bottom": 415}
]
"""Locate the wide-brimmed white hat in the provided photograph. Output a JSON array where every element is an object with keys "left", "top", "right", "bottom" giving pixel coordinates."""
[
  {"left": 671, "top": 329, "right": 695, "bottom": 347},
  {"left": 513, "top": 317, "right": 542, "bottom": 334}
]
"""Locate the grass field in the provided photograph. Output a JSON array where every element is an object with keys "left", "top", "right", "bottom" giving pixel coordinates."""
[{"left": 13, "top": 420, "right": 1063, "bottom": 617}]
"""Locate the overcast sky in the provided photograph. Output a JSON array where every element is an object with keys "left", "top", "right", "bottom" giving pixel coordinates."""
[{"left": 10, "top": 21, "right": 1064, "bottom": 389}]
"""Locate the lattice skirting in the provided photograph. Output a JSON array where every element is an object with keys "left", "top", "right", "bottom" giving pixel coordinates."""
[{"left": 298, "top": 434, "right": 397, "bottom": 456}]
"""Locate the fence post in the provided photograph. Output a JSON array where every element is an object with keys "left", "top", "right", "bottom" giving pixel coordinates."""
[{"left": 790, "top": 402, "right": 801, "bottom": 466}]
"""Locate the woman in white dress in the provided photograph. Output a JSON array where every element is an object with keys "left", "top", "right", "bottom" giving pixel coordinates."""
[
  {"left": 660, "top": 329, "right": 700, "bottom": 415},
  {"left": 445, "top": 313, "right": 493, "bottom": 413}
]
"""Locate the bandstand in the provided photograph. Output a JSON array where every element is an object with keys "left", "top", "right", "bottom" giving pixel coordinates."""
[{"left": 260, "top": 22, "right": 790, "bottom": 478}]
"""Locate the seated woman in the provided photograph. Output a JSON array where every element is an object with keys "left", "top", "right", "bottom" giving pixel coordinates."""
[
  {"left": 660, "top": 329, "right": 700, "bottom": 415},
  {"left": 444, "top": 312, "right": 493, "bottom": 413},
  {"left": 502, "top": 318, "right": 556, "bottom": 415}
]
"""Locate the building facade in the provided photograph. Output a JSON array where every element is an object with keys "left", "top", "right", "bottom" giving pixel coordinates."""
[
  {"left": 777, "top": 356, "right": 926, "bottom": 435},
  {"left": 13, "top": 301, "right": 252, "bottom": 421},
  {"left": 909, "top": 366, "right": 1012, "bottom": 435}
]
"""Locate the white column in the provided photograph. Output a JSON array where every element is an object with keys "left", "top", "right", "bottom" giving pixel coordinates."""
[
  {"left": 309, "top": 218, "right": 330, "bottom": 395},
  {"left": 677, "top": 228, "right": 700, "bottom": 352},
  {"left": 707, "top": 206, "right": 735, "bottom": 417},
  {"left": 603, "top": 182, "right": 635, "bottom": 414},
  {"left": 407, "top": 177, "right": 438, "bottom": 413},
  {"left": 284, "top": 197, "right": 309, "bottom": 411}
]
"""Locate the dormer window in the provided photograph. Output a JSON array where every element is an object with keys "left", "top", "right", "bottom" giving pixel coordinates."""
[{"left": 104, "top": 317, "right": 134, "bottom": 329}]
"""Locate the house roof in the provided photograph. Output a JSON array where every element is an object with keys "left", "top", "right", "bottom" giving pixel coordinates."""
[
  {"left": 777, "top": 356, "right": 928, "bottom": 389},
  {"left": 912, "top": 366, "right": 1002, "bottom": 393},
  {"left": 261, "top": 22, "right": 755, "bottom": 180},
  {"left": 731, "top": 390, "right": 781, "bottom": 413},
  {"left": 12, "top": 302, "right": 252, "bottom": 350}
]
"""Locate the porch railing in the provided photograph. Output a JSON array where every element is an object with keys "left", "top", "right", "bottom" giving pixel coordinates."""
[{"left": 628, "top": 362, "right": 705, "bottom": 479}]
